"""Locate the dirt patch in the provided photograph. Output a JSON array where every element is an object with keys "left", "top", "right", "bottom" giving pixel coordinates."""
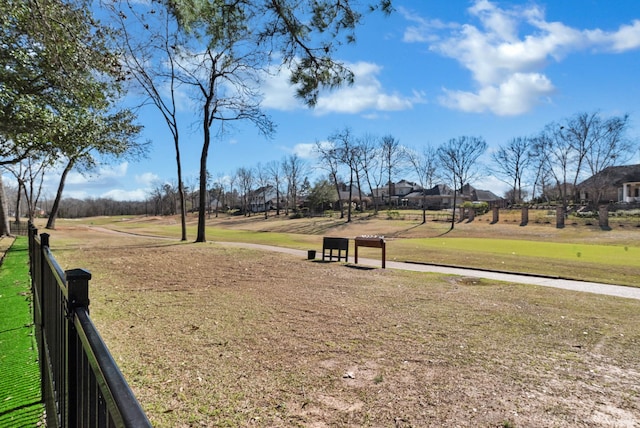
[{"left": 47, "top": 225, "right": 640, "bottom": 427}]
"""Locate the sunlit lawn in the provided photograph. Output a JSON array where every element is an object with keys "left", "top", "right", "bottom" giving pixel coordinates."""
[{"left": 50, "top": 212, "right": 640, "bottom": 287}]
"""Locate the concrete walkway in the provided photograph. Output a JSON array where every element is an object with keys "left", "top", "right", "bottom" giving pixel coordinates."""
[{"left": 220, "top": 242, "right": 640, "bottom": 301}]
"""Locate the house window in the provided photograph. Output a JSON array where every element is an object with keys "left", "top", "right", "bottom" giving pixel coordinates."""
[{"left": 636, "top": 188, "right": 640, "bottom": 197}]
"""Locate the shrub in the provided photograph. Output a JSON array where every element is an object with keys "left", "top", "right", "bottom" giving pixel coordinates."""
[
  {"left": 386, "top": 210, "right": 401, "bottom": 220},
  {"left": 462, "top": 201, "right": 489, "bottom": 215}
]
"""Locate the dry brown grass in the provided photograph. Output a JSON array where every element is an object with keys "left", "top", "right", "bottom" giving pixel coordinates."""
[{"left": 42, "top": 218, "right": 640, "bottom": 428}]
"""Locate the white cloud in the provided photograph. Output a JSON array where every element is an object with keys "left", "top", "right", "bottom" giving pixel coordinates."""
[
  {"left": 135, "top": 172, "right": 160, "bottom": 187},
  {"left": 102, "top": 188, "right": 149, "bottom": 201},
  {"left": 291, "top": 143, "right": 317, "bottom": 160},
  {"left": 43, "top": 162, "right": 144, "bottom": 201},
  {"left": 62, "top": 189, "right": 91, "bottom": 199},
  {"left": 399, "top": 6, "right": 457, "bottom": 43},
  {"left": 64, "top": 162, "right": 129, "bottom": 185},
  {"left": 405, "top": 0, "right": 640, "bottom": 116},
  {"left": 440, "top": 72, "right": 554, "bottom": 116},
  {"left": 260, "top": 68, "right": 301, "bottom": 111},
  {"left": 262, "top": 61, "right": 422, "bottom": 116},
  {"left": 587, "top": 20, "right": 640, "bottom": 52}
]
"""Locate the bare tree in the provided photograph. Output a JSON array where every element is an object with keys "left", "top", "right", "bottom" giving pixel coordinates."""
[
  {"left": 330, "top": 127, "right": 358, "bottom": 222},
  {"left": 380, "top": 135, "right": 403, "bottom": 207},
  {"left": 314, "top": 141, "right": 344, "bottom": 218},
  {"left": 282, "top": 154, "right": 306, "bottom": 215},
  {"left": 213, "top": 173, "right": 228, "bottom": 217},
  {"left": 491, "top": 137, "right": 532, "bottom": 204},
  {"left": 531, "top": 124, "right": 572, "bottom": 212},
  {"left": 236, "top": 167, "right": 255, "bottom": 216},
  {"left": 437, "top": 136, "right": 487, "bottom": 230},
  {"left": 266, "top": 160, "right": 283, "bottom": 216},
  {"left": 351, "top": 134, "right": 377, "bottom": 213},
  {"left": 255, "top": 163, "right": 272, "bottom": 219},
  {"left": 24, "top": 159, "right": 48, "bottom": 221},
  {"left": 355, "top": 133, "right": 382, "bottom": 214},
  {"left": 573, "top": 113, "right": 632, "bottom": 207},
  {"left": 156, "top": 1, "right": 390, "bottom": 242},
  {"left": 108, "top": 1, "right": 194, "bottom": 241},
  {"left": 529, "top": 112, "right": 634, "bottom": 211},
  {"left": 405, "top": 145, "right": 438, "bottom": 223},
  {"left": 3, "top": 156, "right": 48, "bottom": 222}
]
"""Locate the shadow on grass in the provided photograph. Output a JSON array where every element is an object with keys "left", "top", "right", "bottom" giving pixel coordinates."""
[{"left": 345, "top": 264, "right": 377, "bottom": 271}]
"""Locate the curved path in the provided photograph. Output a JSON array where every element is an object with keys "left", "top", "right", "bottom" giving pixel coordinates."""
[
  {"left": 220, "top": 242, "right": 640, "bottom": 301},
  {"left": 85, "top": 227, "right": 640, "bottom": 301}
]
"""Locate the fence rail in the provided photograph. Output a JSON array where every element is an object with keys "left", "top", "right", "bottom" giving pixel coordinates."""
[{"left": 28, "top": 223, "right": 152, "bottom": 428}]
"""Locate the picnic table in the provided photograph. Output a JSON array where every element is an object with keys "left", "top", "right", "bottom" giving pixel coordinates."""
[{"left": 354, "top": 235, "right": 386, "bottom": 268}]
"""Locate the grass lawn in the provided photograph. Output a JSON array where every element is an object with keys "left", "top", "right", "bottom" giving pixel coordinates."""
[
  {"left": 41, "top": 216, "right": 640, "bottom": 427},
  {"left": 0, "top": 237, "right": 44, "bottom": 427},
  {"left": 388, "top": 236, "right": 640, "bottom": 286},
  {"left": 52, "top": 213, "right": 640, "bottom": 287}
]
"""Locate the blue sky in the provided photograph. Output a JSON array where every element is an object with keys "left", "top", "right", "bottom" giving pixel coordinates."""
[{"left": 28, "top": 0, "right": 640, "bottom": 201}]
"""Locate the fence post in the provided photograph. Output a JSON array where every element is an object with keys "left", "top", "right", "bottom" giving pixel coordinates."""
[
  {"left": 598, "top": 205, "right": 610, "bottom": 230},
  {"left": 521, "top": 206, "right": 529, "bottom": 226},
  {"left": 492, "top": 206, "right": 499, "bottom": 224},
  {"left": 65, "top": 268, "right": 92, "bottom": 428},
  {"left": 556, "top": 206, "right": 565, "bottom": 229},
  {"left": 66, "top": 268, "right": 91, "bottom": 313}
]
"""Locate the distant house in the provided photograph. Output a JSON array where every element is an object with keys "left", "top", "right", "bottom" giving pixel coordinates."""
[
  {"left": 372, "top": 179, "right": 423, "bottom": 206},
  {"left": 248, "top": 185, "right": 283, "bottom": 212},
  {"left": 461, "top": 184, "right": 505, "bottom": 208},
  {"left": 371, "top": 180, "right": 503, "bottom": 209},
  {"left": 405, "top": 184, "right": 455, "bottom": 209},
  {"left": 336, "top": 183, "right": 366, "bottom": 209},
  {"left": 578, "top": 164, "right": 640, "bottom": 205}
]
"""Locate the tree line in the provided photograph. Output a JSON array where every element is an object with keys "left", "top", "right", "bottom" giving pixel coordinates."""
[
  {"left": 4, "top": 110, "right": 635, "bottom": 232},
  {"left": 142, "top": 110, "right": 632, "bottom": 231}
]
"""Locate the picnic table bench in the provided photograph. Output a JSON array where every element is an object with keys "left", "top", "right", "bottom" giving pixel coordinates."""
[
  {"left": 322, "top": 237, "right": 349, "bottom": 262},
  {"left": 354, "top": 236, "right": 386, "bottom": 269}
]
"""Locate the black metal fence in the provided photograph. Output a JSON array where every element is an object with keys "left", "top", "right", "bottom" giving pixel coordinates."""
[{"left": 28, "top": 224, "right": 152, "bottom": 428}]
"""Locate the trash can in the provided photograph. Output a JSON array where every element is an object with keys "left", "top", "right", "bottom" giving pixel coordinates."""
[{"left": 307, "top": 250, "right": 316, "bottom": 260}]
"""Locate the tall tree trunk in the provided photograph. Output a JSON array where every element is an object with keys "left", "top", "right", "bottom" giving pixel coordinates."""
[
  {"left": 14, "top": 180, "right": 23, "bottom": 223},
  {"left": 0, "top": 175, "right": 10, "bottom": 236},
  {"left": 354, "top": 168, "right": 363, "bottom": 212},
  {"left": 347, "top": 168, "right": 353, "bottom": 222},
  {"left": 175, "top": 136, "right": 187, "bottom": 240},
  {"left": 331, "top": 173, "right": 344, "bottom": 218},
  {"left": 196, "top": 105, "right": 212, "bottom": 243},
  {"left": 450, "top": 189, "right": 457, "bottom": 231},
  {"left": 46, "top": 159, "right": 75, "bottom": 230}
]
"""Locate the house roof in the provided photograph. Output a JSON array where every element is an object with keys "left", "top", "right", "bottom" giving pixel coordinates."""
[
  {"left": 426, "top": 184, "right": 453, "bottom": 196},
  {"left": 405, "top": 184, "right": 453, "bottom": 198},
  {"left": 338, "top": 184, "right": 363, "bottom": 200},
  {"left": 474, "top": 189, "right": 502, "bottom": 202},
  {"left": 578, "top": 164, "right": 640, "bottom": 187},
  {"left": 396, "top": 179, "right": 420, "bottom": 187}
]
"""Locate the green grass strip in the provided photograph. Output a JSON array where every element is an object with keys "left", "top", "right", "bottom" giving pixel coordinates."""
[
  {"left": 402, "top": 237, "right": 637, "bottom": 266},
  {"left": 0, "top": 237, "right": 44, "bottom": 427}
]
